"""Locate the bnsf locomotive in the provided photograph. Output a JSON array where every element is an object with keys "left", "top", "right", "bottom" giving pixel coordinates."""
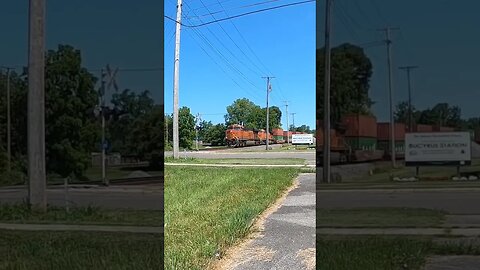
[{"left": 225, "top": 124, "right": 273, "bottom": 147}]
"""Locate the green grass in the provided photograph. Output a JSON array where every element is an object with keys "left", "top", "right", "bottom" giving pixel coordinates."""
[
  {"left": 345, "top": 160, "right": 480, "bottom": 184},
  {"left": 317, "top": 236, "right": 431, "bottom": 270},
  {"left": 164, "top": 166, "right": 299, "bottom": 270},
  {"left": 0, "top": 230, "right": 162, "bottom": 270},
  {"left": 0, "top": 204, "right": 163, "bottom": 226},
  {"left": 317, "top": 236, "right": 480, "bottom": 270},
  {"left": 317, "top": 208, "right": 446, "bottom": 228},
  {"left": 165, "top": 157, "right": 306, "bottom": 165}
]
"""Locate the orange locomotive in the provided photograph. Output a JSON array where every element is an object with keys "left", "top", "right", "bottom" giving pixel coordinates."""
[{"left": 225, "top": 124, "right": 275, "bottom": 147}]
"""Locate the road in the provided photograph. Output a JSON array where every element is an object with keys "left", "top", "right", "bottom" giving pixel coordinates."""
[
  {"left": 165, "top": 150, "right": 315, "bottom": 165},
  {"left": 0, "top": 186, "right": 163, "bottom": 210},
  {"left": 317, "top": 189, "right": 480, "bottom": 214}
]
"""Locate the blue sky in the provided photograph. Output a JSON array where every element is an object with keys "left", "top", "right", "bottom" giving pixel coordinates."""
[
  {"left": 317, "top": 0, "right": 480, "bottom": 122},
  {"left": 164, "top": 0, "right": 316, "bottom": 129},
  {"left": 1, "top": 1, "right": 163, "bottom": 104}
]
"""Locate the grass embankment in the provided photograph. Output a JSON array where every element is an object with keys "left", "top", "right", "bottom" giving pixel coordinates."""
[
  {"left": 164, "top": 166, "right": 299, "bottom": 270},
  {"left": 348, "top": 160, "right": 480, "bottom": 183},
  {"left": 165, "top": 157, "right": 306, "bottom": 165},
  {"left": 317, "top": 236, "right": 480, "bottom": 270},
  {"left": 317, "top": 208, "right": 446, "bottom": 228},
  {"left": 0, "top": 204, "right": 163, "bottom": 226},
  {"left": 0, "top": 230, "right": 162, "bottom": 270}
]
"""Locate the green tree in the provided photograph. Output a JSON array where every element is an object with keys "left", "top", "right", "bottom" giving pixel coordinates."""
[
  {"left": 109, "top": 89, "right": 155, "bottom": 156},
  {"left": 260, "top": 106, "right": 282, "bottom": 130},
  {"left": 164, "top": 114, "right": 173, "bottom": 149},
  {"left": 198, "top": 120, "right": 213, "bottom": 141},
  {"left": 417, "top": 103, "right": 461, "bottom": 128},
  {"left": 179, "top": 106, "right": 195, "bottom": 149},
  {"left": 317, "top": 43, "right": 374, "bottom": 126},
  {"left": 394, "top": 101, "right": 417, "bottom": 124},
  {"left": 45, "top": 45, "right": 100, "bottom": 178},
  {"left": 204, "top": 124, "right": 226, "bottom": 146},
  {"left": 225, "top": 98, "right": 260, "bottom": 129},
  {"left": 130, "top": 104, "right": 164, "bottom": 168},
  {"left": 295, "top": 125, "right": 312, "bottom": 133},
  {"left": 225, "top": 98, "right": 282, "bottom": 131}
]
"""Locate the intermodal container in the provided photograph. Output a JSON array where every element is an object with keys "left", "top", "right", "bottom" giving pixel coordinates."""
[
  {"left": 317, "top": 129, "right": 342, "bottom": 149},
  {"left": 377, "top": 122, "right": 406, "bottom": 141},
  {"left": 345, "top": 137, "right": 377, "bottom": 151},
  {"left": 413, "top": 124, "right": 433, "bottom": 132},
  {"left": 341, "top": 114, "right": 377, "bottom": 138},
  {"left": 272, "top": 128, "right": 284, "bottom": 136},
  {"left": 433, "top": 125, "right": 455, "bottom": 132},
  {"left": 377, "top": 140, "right": 405, "bottom": 154}
]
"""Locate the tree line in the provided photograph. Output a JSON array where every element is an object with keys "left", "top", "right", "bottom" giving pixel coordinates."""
[
  {"left": 0, "top": 45, "right": 163, "bottom": 185},
  {"left": 164, "top": 98, "right": 313, "bottom": 149},
  {"left": 317, "top": 43, "right": 480, "bottom": 132}
]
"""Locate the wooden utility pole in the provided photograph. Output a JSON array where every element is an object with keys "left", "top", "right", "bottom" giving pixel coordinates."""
[
  {"left": 284, "top": 101, "right": 289, "bottom": 144},
  {"left": 28, "top": 0, "right": 47, "bottom": 211},
  {"left": 378, "top": 26, "right": 399, "bottom": 168},
  {"left": 1, "top": 67, "right": 14, "bottom": 174},
  {"left": 399, "top": 65, "right": 418, "bottom": 132},
  {"left": 263, "top": 77, "right": 274, "bottom": 150},
  {"left": 323, "top": 0, "right": 333, "bottom": 183}
]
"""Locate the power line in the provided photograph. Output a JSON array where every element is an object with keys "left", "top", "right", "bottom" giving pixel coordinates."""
[
  {"left": 164, "top": 0, "right": 315, "bottom": 28},
  {"left": 369, "top": 0, "right": 389, "bottom": 26},
  {"left": 181, "top": 14, "right": 263, "bottom": 103},
  {"left": 187, "top": 0, "right": 283, "bottom": 20},
  {"left": 181, "top": 2, "right": 264, "bottom": 101},
  {"left": 213, "top": 0, "right": 291, "bottom": 103},
  {"left": 193, "top": 0, "right": 264, "bottom": 77}
]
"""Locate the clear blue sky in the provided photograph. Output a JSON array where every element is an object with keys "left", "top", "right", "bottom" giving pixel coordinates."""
[
  {"left": 317, "top": 0, "right": 480, "bottom": 122},
  {"left": 164, "top": 0, "right": 316, "bottom": 130},
  {"left": 1, "top": 1, "right": 163, "bottom": 104}
]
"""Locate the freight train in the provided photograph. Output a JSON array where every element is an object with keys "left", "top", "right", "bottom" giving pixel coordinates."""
[
  {"left": 316, "top": 114, "right": 462, "bottom": 165},
  {"left": 224, "top": 124, "right": 305, "bottom": 147}
]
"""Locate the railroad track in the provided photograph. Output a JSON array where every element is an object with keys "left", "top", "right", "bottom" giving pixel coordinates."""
[
  {"left": 108, "top": 176, "right": 163, "bottom": 186},
  {"left": 63, "top": 176, "right": 163, "bottom": 186}
]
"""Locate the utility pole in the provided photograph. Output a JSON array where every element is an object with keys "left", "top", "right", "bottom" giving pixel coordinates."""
[
  {"left": 195, "top": 113, "right": 201, "bottom": 151},
  {"left": 100, "top": 68, "right": 107, "bottom": 186},
  {"left": 262, "top": 76, "right": 274, "bottom": 150},
  {"left": 323, "top": 0, "right": 333, "bottom": 183},
  {"left": 291, "top": 113, "right": 296, "bottom": 130},
  {"left": 378, "top": 26, "right": 399, "bottom": 168},
  {"left": 283, "top": 101, "right": 289, "bottom": 144},
  {"left": 399, "top": 65, "right": 418, "bottom": 132},
  {"left": 172, "top": 0, "right": 182, "bottom": 159},
  {"left": 28, "top": 0, "right": 47, "bottom": 211},
  {"left": 1, "top": 67, "right": 14, "bottom": 174}
]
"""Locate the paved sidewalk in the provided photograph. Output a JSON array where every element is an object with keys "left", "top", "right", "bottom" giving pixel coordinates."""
[
  {"left": 424, "top": 256, "right": 480, "bottom": 270},
  {"left": 316, "top": 227, "right": 480, "bottom": 236},
  {"left": 0, "top": 223, "right": 163, "bottom": 234},
  {"left": 217, "top": 174, "right": 315, "bottom": 270}
]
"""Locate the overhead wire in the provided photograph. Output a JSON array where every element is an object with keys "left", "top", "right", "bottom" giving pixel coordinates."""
[
  {"left": 214, "top": 0, "right": 288, "bottom": 104},
  {"left": 164, "top": 0, "right": 315, "bottom": 28},
  {"left": 181, "top": 1, "right": 266, "bottom": 102},
  {"left": 187, "top": 0, "right": 283, "bottom": 20},
  {"left": 180, "top": 6, "right": 264, "bottom": 103}
]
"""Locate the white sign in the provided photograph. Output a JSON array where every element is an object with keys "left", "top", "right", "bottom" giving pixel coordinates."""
[
  {"left": 405, "top": 132, "right": 471, "bottom": 165},
  {"left": 292, "top": 134, "right": 313, "bottom": 144}
]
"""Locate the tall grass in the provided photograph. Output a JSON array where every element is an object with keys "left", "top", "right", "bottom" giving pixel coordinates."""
[{"left": 164, "top": 167, "right": 298, "bottom": 270}]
